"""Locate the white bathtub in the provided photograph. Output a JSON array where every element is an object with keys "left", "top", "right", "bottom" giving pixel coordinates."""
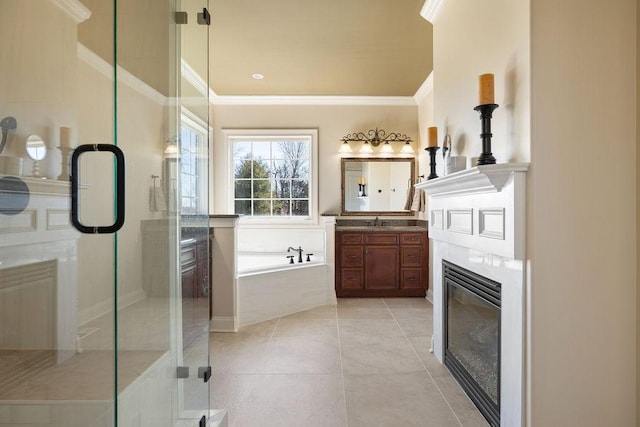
[
  {"left": 236, "top": 252, "right": 334, "bottom": 327},
  {"left": 237, "top": 252, "right": 325, "bottom": 276}
]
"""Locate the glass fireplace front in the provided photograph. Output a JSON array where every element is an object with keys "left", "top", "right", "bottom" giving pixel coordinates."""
[{"left": 443, "top": 261, "right": 501, "bottom": 427}]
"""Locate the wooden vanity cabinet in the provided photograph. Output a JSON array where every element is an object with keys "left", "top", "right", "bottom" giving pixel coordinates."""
[{"left": 336, "top": 230, "right": 428, "bottom": 297}]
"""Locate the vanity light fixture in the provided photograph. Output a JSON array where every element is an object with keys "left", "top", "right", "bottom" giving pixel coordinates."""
[
  {"left": 400, "top": 141, "right": 415, "bottom": 154},
  {"left": 340, "top": 127, "right": 413, "bottom": 154},
  {"left": 339, "top": 140, "right": 352, "bottom": 153},
  {"left": 359, "top": 141, "right": 374, "bottom": 154}
]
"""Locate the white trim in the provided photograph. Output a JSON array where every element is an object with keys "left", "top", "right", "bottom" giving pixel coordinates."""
[
  {"left": 50, "top": 0, "right": 91, "bottom": 23},
  {"left": 77, "top": 288, "right": 147, "bottom": 327},
  {"left": 211, "top": 95, "right": 417, "bottom": 106},
  {"left": 223, "top": 128, "right": 319, "bottom": 226},
  {"left": 413, "top": 72, "right": 434, "bottom": 105},
  {"left": 417, "top": 163, "right": 530, "bottom": 198},
  {"left": 77, "top": 43, "right": 167, "bottom": 106},
  {"left": 181, "top": 59, "right": 210, "bottom": 98},
  {"left": 420, "top": 0, "right": 445, "bottom": 23},
  {"left": 210, "top": 316, "right": 238, "bottom": 332}
]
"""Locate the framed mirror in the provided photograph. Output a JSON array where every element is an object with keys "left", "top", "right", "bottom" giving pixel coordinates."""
[{"left": 341, "top": 157, "right": 415, "bottom": 216}]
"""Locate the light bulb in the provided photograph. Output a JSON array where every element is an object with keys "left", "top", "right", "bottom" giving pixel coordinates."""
[
  {"left": 401, "top": 142, "right": 414, "bottom": 154},
  {"left": 360, "top": 142, "right": 373, "bottom": 154},
  {"left": 339, "top": 141, "right": 352, "bottom": 153}
]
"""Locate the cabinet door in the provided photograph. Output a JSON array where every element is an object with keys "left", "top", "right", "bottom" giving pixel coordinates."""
[{"left": 365, "top": 246, "right": 399, "bottom": 289}]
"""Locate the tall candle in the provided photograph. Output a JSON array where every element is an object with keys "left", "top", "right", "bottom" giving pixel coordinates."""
[
  {"left": 428, "top": 126, "right": 438, "bottom": 147},
  {"left": 60, "top": 127, "right": 72, "bottom": 148},
  {"left": 478, "top": 73, "right": 495, "bottom": 105}
]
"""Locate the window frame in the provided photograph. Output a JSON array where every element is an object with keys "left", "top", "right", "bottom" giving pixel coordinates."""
[
  {"left": 223, "top": 128, "right": 319, "bottom": 226},
  {"left": 179, "top": 108, "right": 209, "bottom": 216}
]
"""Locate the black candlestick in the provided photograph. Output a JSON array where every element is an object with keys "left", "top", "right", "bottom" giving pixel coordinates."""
[
  {"left": 425, "top": 146, "right": 440, "bottom": 180},
  {"left": 473, "top": 103, "right": 499, "bottom": 165}
]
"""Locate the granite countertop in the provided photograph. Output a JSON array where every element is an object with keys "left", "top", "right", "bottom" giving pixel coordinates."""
[
  {"left": 336, "top": 225, "right": 427, "bottom": 232},
  {"left": 335, "top": 219, "right": 428, "bottom": 232}
]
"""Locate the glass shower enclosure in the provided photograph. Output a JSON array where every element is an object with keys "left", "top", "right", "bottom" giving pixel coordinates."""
[{"left": 0, "top": 1, "right": 210, "bottom": 425}]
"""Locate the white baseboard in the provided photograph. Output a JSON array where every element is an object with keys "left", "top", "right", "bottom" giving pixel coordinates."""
[
  {"left": 78, "top": 288, "right": 147, "bottom": 326},
  {"left": 210, "top": 316, "right": 238, "bottom": 332}
]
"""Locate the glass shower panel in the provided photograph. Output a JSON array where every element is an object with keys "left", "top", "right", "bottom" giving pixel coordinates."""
[
  {"left": 0, "top": 1, "right": 117, "bottom": 426},
  {"left": 115, "top": 0, "right": 210, "bottom": 425},
  {"left": 1, "top": 1, "right": 210, "bottom": 426},
  {"left": 177, "top": 1, "right": 211, "bottom": 421}
]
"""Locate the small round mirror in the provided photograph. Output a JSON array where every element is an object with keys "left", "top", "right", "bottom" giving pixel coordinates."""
[
  {"left": 25, "top": 135, "right": 46, "bottom": 177},
  {"left": 26, "top": 135, "right": 46, "bottom": 160}
]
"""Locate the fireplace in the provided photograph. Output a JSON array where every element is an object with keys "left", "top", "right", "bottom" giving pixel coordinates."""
[
  {"left": 443, "top": 260, "right": 501, "bottom": 426},
  {"left": 415, "top": 163, "right": 528, "bottom": 426}
]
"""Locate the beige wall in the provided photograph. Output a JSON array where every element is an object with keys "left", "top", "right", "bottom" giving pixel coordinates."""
[
  {"left": 417, "top": 76, "right": 435, "bottom": 202},
  {"left": 210, "top": 104, "right": 420, "bottom": 217},
  {"left": 432, "top": 0, "right": 637, "bottom": 425},
  {"left": 432, "top": 0, "right": 530, "bottom": 164},
  {"left": 79, "top": 0, "right": 173, "bottom": 96},
  {"left": 0, "top": 0, "right": 78, "bottom": 177},
  {"left": 529, "top": 1, "right": 636, "bottom": 426},
  {"left": 637, "top": 0, "right": 640, "bottom": 419}
]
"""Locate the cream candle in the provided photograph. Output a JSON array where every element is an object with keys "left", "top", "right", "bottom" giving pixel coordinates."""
[
  {"left": 428, "top": 126, "right": 438, "bottom": 147},
  {"left": 60, "top": 127, "right": 72, "bottom": 148},
  {"left": 478, "top": 73, "right": 495, "bottom": 105}
]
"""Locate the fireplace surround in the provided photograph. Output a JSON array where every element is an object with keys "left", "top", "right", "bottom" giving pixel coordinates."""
[{"left": 416, "top": 163, "right": 528, "bottom": 426}]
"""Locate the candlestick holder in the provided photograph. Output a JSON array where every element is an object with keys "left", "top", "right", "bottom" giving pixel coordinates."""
[
  {"left": 57, "top": 146, "right": 73, "bottom": 181},
  {"left": 358, "top": 183, "right": 367, "bottom": 197},
  {"left": 425, "top": 146, "right": 440, "bottom": 180},
  {"left": 473, "top": 103, "right": 499, "bottom": 165}
]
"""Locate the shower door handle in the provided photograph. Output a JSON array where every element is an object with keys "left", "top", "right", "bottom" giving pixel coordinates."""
[{"left": 71, "top": 144, "right": 125, "bottom": 234}]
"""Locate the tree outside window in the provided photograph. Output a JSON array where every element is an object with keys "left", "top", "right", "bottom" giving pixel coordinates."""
[{"left": 233, "top": 138, "right": 310, "bottom": 218}]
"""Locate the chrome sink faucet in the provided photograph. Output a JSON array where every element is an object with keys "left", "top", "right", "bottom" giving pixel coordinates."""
[{"left": 287, "top": 246, "right": 303, "bottom": 263}]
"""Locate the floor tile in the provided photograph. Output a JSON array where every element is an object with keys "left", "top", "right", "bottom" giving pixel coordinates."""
[
  {"left": 210, "top": 298, "right": 486, "bottom": 426},
  {"left": 341, "top": 335, "right": 425, "bottom": 374},
  {"left": 344, "top": 373, "right": 461, "bottom": 427},
  {"left": 258, "top": 334, "right": 341, "bottom": 374},
  {"left": 336, "top": 306, "right": 393, "bottom": 319},
  {"left": 232, "top": 374, "right": 347, "bottom": 427}
]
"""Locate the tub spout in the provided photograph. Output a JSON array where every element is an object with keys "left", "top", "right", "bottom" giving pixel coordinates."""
[{"left": 287, "top": 246, "right": 304, "bottom": 263}]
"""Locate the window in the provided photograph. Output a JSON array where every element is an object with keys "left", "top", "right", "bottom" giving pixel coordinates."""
[
  {"left": 179, "top": 110, "right": 208, "bottom": 215},
  {"left": 225, "top": 129, "right": 318, "bottom": 222}
]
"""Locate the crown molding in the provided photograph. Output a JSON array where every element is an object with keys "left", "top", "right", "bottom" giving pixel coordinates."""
[
  {"left": 77, "top": 43, "right": 166, "bottom": 106},
  {"left": 420, "top": 0, "right": 444, "bottom": 23},
  {"left": 50, "top": 0, "right": 91, "bottom": 23},
  {"left": 181, "top": 60, "right": 208, "bottom": 95},
  {"left": 413, "top": 72, "right": 433, "bottom": 105},
  {"left": 209, "top": 95, "right": 417, "bottom": 106}
]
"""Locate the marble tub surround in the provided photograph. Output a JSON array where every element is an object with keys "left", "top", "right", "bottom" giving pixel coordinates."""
[{"left": 210, "top": 298, "right": 487, "bottom": 427}]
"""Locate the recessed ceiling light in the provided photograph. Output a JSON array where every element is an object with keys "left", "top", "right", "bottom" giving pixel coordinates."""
[{"left": 252, "top": 73, "right": 264, "bottom": 80}]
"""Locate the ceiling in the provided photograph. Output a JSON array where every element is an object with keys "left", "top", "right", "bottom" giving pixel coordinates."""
[{"left": 206, "top": 0, "right": 433, "bottom": 97}]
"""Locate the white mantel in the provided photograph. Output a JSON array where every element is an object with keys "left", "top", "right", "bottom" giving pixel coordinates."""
[
  {"left": 416, "top": 163, "right": 529, "bottom": 427},
  {"left": 0, "top": 176, "right": 80, "bottom": 359}
]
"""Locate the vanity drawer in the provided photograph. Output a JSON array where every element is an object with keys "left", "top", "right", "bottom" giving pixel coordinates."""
[
  {"left": 400, "top": 269, "right": 423, "bottom": 289},
  {"left": 400, "top": 233, "right": 424, "bottom": 245},
  {"left": 401, "top": 246, "right": 423, "bottom": 267},
  {"left": 342, "top": 246, "right": 364, "bottom": 267},
  {"left": 341, "top": 269, "right": 364, "bottom": 289},
  {"left": 341, "top": 233, "right": 364, "bottom": 244},
  {"left": 364, "top": 234, "right": 399, "bottom": 245}
]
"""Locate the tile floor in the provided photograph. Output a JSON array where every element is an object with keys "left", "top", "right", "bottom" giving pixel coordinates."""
[{"left": 210, "top": 297, "right": 488, "bottom": 427}]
